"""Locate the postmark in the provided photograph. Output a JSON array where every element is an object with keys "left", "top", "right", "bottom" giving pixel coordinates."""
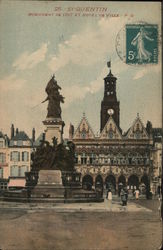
[{"left": 116, "top": 22, "right": 159, "bottom": 65}]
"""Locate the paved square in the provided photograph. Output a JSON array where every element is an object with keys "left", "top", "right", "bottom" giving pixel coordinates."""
[{"left": 0, "top": 199, "right": 162, "bottom": 250}]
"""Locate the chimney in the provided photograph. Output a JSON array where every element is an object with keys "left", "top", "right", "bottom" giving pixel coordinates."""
[
  {"left": 146, "top": 121, "right": 152, "bottom": 135},
  {"left": 16, "top": 128, "right": 19, "bottom": 135},
  {"left": 11, "top": 124, "right": 14, "bottom": 139},
  {"left": 32, "top": 128, "right": 35, "bottom": 142}
]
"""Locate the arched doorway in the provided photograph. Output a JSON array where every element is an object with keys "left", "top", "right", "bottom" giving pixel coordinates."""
[
  {"left": 95, "top": 175, "right": 103, "bottom": 188},
  {"left": 118, "top": 175, "right": 126, "bottom": 196},
  {"left": 95, "top": 175, "right": 103, "bottom": 198},
  {"left": 140, "top": 175, "right": 149, "bottom": 194},
  {"left": 128, "top": 175, "right": 139, "bottom": 189},
  {"left": 105, "top": 175, "right": 116, "bottom": 194},
  {"left": 82, "top": 175, "right": 93, "bottom": 191},
  {"left": 118, "top": 175, "right": 126, "bottom": 186}
]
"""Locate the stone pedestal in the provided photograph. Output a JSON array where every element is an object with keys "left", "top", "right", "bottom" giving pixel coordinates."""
[
  {"left": 31, "top": 170, "right": 65, "bottom": 199},
  {"left": 43, "top": 118, "right": 65, "bottom": 145}
]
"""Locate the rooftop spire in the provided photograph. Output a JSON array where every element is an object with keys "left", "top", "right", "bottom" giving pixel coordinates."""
[
  {"left": 105, "top": 59, "right": 116, "bottom": 78},
  {"left": 107, "top": 60, "right": 111, "bottom": 68}
]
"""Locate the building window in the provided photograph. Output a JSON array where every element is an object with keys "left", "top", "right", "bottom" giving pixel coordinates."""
[
  {"left": 81, "top": 154, "right": 87, "bottom": 165},
  {"left": 0, "top": 181, "right": 7, "bottom": 190},
  {"left": 0, "top": 153, "right": 6, "bottom": 163},
  {"left": 0, "top": 168, "right": 3, "bottom": 178},
  {"left": 22, "top": 152, "right": 29, "bottom": 162},
  {"left": 10, "top": 151, "right": 20, "bottom": 161},
  {"left": 113, "top": 159, "right": 117, "bottom": 165},
  {"left": 20, "top": 166, "right": 28, "bottom": 177},
  {"left": 10, "top": 165, "right": 29, "bottom": 177},
  {"left": 89, "top": 154, "right": 95, "bottom": 164},
  {"left": 10, "top": 165, "right": 19, "bottom": 177},
  {"left": 0, "top": 141, "right": 3, "bottom": 148}
]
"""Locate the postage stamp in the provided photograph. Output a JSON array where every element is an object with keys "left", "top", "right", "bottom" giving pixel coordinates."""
[
  {"left": 115, "top": 23, "right": 159, "bottom": 65},
  {"left": 126, "top": 24, "right": 158, "bottom": 65}
]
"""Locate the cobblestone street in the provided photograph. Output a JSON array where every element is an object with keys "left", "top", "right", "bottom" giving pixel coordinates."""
[{"left": 0, "top": 198, "right": 162, "bottom": 250}]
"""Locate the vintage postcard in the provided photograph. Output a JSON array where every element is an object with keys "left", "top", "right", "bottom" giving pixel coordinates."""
[{"left": 0, "top": 1, "right": 162, "bottom": 250}]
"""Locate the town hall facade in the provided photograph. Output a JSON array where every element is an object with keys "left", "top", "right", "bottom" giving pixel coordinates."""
[{"left": 69, "top": 63, "right": 162, "bottom": 194}]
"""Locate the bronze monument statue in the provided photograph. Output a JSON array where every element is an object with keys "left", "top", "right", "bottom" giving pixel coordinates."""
[
  {"left": 29, "top": 75, "right": 75, "bottom": 173},
  {"left": 30, "top": 136, "right": 75, "bottom": 172},
  {"left": 42, "top": 75, "right": 64, "bottom": 118}
]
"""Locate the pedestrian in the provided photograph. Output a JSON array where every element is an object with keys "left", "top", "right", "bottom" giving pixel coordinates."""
[
  {"left": 135, "top": 189, "right": 139, "bottom": 200},
  {"left": 120, "top": 189, "right": 127, "bottom": 206},
  {"left": 124, "top": 187, "right": 128, "bottom": 205},
  {"left": 133, "top": 187, "right": 135, "bottom": 197},
  {"left": 107, "top": 189, "right": 112, "bottom": 202},
  {"left": 106, "top": 189, "right": 108, "bottom": 199}
]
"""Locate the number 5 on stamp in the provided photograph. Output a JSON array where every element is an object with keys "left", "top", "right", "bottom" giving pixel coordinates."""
[{"left": 126, "top": 24, "right": 158, "bottom": 65}]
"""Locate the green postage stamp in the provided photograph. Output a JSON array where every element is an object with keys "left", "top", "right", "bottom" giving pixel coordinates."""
[{"left": 126, "top": 24, "right": 158, "bottom": 65}]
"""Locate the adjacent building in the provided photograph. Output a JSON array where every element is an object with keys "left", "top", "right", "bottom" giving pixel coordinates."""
[
  {"left": 0, "top": 132, "right": 9, "bottom": 189},
  {"left": 0, "top": 125, "right": 34, "bottom": 189}
]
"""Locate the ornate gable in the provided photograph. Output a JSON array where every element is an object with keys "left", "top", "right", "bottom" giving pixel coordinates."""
[
  {"left": 125, "top": 114, "right": 149, "bottom": 139},
  {"left": 100, "top": 116, "right": 122, "bottom": 139},
  {"left": 73, "top": 113, "right": 95, "bottom": 139}
]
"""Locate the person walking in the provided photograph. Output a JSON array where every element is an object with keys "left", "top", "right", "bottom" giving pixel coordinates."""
[
  {"left": 124, "top": 187, "right": 128, "bottom": 205},
  {"left": 107, "top": 189, "right": 112, "bottom": 202},
  {"left": 120, "top": 188, "right": 127, "bottom": 206},
  {"left": 135, "top": 189, "right": 139, "bottom": 200}
]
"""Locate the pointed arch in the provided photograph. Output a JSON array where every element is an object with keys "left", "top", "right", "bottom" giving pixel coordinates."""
[
  {"left": 105, "top": 174, "right": 116, "bottom": 192},
  {"left": 118, "top": 175, "right": 126, "bottom": 186},
  {"left": 128, "top": 174, "right": 139, "bottom": 189},
  {"left": 95, "top": 175, "right": 103, "bottom": 188},
  {"left": 82, "top": 175, "right": 93, "bottom": 190}
]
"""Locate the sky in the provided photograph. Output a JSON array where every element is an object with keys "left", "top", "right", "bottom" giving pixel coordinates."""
[{"left": 0, "top": 1, "right": 162, "bottom": 139}]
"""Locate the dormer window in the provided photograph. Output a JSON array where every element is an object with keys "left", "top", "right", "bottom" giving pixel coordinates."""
[
  {"left": 135, "top": 130, "right": 141, "bottom": 139},
  {"left": 108, "top": 130, "right": 113, "bottom": 139},
  {"left": 17, "top": 140, "right": 23, "bottom": 146},
  {"left": 81, "top": 129, "right": 86, "bottom": 139}
]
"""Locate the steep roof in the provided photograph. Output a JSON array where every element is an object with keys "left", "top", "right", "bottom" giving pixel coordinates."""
[
  {"left": 73, "top": 113, "right": 95, "bottom": 139},
  {"left": 11, "top": 131, "right": 31, "bottom": 141},
  {"left": 33, "top": 133, "right": 44, "bottom": 147},
  {"left": 100, "top": 116, "right": 122, "bottom": 139},
  {"left": 125, "top": 114, "right": 149, "bottom": 140}
]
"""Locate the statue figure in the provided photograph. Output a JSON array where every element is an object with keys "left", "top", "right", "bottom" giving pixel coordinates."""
[
  {"left": 42, "top": 75, "right": 64, "bottom": 118},
  {"left": 31, "top": 136, "right": 75, "bottom": 172}
]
